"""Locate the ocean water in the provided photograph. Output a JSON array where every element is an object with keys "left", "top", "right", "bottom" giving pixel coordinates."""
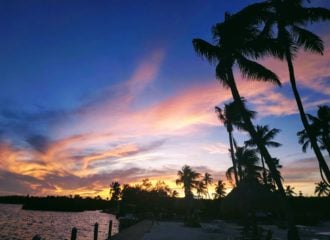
[{"left": 0, "top": 204, "right": 119, "bottom": 240}]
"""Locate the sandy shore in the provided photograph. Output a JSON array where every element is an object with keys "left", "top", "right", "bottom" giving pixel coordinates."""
[
  {"left": 113, "top": 220, "right": 330, "bottom": 240},
  {"left": 143, "top": 221, "right": 235, "bottom": 240},
  {"left": 112, "top": 220, "right": 153, "bottom": 240}
]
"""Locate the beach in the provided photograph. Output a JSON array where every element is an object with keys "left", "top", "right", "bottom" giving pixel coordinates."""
[{"left": 113, "top": 220, "right": 330, "bottom": 240}]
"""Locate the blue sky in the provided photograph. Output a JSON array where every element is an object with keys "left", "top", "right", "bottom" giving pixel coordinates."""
[{"left": 0, "top": 0, "right": 329, "bottom": 197}]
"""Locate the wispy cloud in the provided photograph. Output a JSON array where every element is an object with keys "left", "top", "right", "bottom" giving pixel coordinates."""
[{"left": 203, "top": 143, "right": 229, "bottom": 154}]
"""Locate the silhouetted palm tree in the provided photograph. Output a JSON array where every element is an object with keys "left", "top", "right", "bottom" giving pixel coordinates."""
[
  {"left": 234, "top": 145, "right": 261, "bottom": 181},
  {"left": 176, "top": 165, "right": 200, "bottom": 200},
  {"left": 285, "top": 185, "right": 296, "bottom": 197},
  {"left": 298, "top": 106, "right": 330, "bottom": 158},
  {"left": 245, "top": 0, "right": 330, "bottom": 184},
  {"left": 314, "top": 181, "right": 330, "bottom": 197},
  {"left": 215, "top": 100, "right": 255, "bottom": 186},
  {"left": 245, "top": 125, "right": 281, "bottom": 184},
  {"left": 213, "top": 180, "right": 226, "bottom": 199},
  {"left": 202, "top": 172, "right": 213, "bottom": 199},
  {"left": 265, "top": 158, "right": 283, "bottom": 190},
  {"left": 109, "top": 181, "right": 121, "bottom": 201},
  {"left": 215, "top": 104, "right": 239, "bottom": 185},
  {"left": 171, "top": 190, "right": 179, "bottom": 198},
  {"left": 193, "top": 10, "right": 299, "bottom": 239},
  {"left": 196, "top": 181, "right": 207, "bottom": 199}
]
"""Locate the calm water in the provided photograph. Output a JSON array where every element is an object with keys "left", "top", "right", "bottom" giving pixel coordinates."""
[{"left": 0, "top": 204, "right": 119, "bottom": 240}]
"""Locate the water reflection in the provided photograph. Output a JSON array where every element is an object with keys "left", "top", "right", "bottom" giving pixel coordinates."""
[{"left": 0, "top": 204, "right": 119, "bottom": 240}]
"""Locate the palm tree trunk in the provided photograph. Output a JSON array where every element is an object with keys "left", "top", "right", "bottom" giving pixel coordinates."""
[
  {"left": 285, "top": 50, "right": 330, "bottom": 184},
  {"left": 260, "top": 155, "right": 267, "bottom": 185},
  {"left": 228, "top": 69, "right": 300, "bottom": 240},
  {"left": 229, "top": 130, "right": 240, "bottom": 185},
  {"left": 322, "top": 135, "right": 330, "bottom": 158}
]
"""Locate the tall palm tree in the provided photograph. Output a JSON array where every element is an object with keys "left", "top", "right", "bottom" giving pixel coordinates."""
[
  {"left": 176, "top": 165, "right": 200, "bottom": 200},
  {"left": 314, "top": 181, "right": 330, "bottom": 197},
  {"left": 244, "top": 0, "right": 330, "bottom": 184},
  {"left": 202, "top": 172, "right": 213, "bottom": 199},
  {"left": 215, "top": 100, "right": 255, "bottom": 186},
  {"left": 213, "top": 180, "right": 226, "bottom": 199},
  {"left": 193, "top": 11, "right": 300, "bottom": 239},
  {"left": 245, "top": 125, "right": 282, "bottom": 184},
  {"left": 298, "top": 106, "right": 330, "bottom": 158}
]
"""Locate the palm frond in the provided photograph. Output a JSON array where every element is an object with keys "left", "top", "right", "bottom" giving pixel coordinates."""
[
  {"left": 192, "top": 39, "right": 220, "bottom": 64},
  {"left": 292, "top": 25, "right": 324, "bottom": 54},
  {"left": 302, "top": 7, "right": 330, "bottom": 23},
  {"left": 236, "top": 55, "right": 281, "bottom": 86}
]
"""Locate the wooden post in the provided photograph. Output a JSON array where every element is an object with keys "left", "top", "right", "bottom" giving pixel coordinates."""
[
  {"left": 94, "top": 222, "right": 99, "bottom": 240},
  {"left": 107, "top": 220, "right": 113, "bottom": 240},
  {"left": 71, "top": 227, "right": 77, "bottom": 240}
]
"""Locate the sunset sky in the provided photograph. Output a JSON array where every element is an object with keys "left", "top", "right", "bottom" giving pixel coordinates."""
[{"left": 0, "top": 0, "right": 329, "bottom": 198}]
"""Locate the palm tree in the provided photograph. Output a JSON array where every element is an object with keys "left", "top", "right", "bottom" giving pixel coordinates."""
[
  {"left": 176, "top": 165, "right": 200, "bottom": 200},
  {"left": 314, "top": 181, "right": 330, "bottom": 197},
  {"left": 298, "top": 106, "right": 330, "bottom": 158},
  {"left": 213, "top": 180, "right": 226, "bottom": 199},
  {"left": 196, "top": 181, "right": 207, "bottom": 199},
  {"left": 109, "top": 181, "right": 121, "bottom": 201},
  {"left": 265, "top": 158, "right": 283, "bottom": 190},
  {"left": 235, "top": 145, "right": 262, "bottom": 181},
  {"left": 245, "top": 125, "right": 282, "bottom": 184},
  {"left": 193, "top": 11, "right": 299, "bottom": 239},
  {"left": 285, "top": 185, "right": 296, "bottom": 197},
  {"left": 215, "top": 100, "right": 255, "bottom": 186},
  {"left": 202, "top": 172, "right": 213, "bottom": 199},
  {"left": 215, "top": 104, "right": 239, "bottom": 185},
  {"left": 244, "top": 0, "right": 330, "bottom": 185}
]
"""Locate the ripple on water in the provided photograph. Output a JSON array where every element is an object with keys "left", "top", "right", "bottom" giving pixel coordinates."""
[{"left": 0, "top": 204, "right": 119, "bottom": 240}]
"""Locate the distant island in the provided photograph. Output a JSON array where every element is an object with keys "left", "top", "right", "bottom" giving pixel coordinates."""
[{"left": 0, "top": 195, "right": 109, "bottom": 212}]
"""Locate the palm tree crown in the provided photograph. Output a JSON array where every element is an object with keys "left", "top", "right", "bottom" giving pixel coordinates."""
[
  {"left": 245, "top": 125, "right": 282, "bottom": 184},
  {"left": 213, "top": 180, "right": 226, "bottom": 199},
  {"left": 176, "top": 165, "right": 201, "bottom": 199},
  {"left": 298, "top": 106, "right": 330, "bottom": 157},
  {"left": 314, "top": 181, "right": 330, "bottom": 197}
]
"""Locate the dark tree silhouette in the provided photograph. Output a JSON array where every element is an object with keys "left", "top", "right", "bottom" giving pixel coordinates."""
[
  {"left": 109, "top": 181, "right": 121, "bottom": 201},
  {"left": 245, "top": 0, "right": 330, "bottom": 185},
  {"left": 193, "top": 10, "right": 286, "bottom": 203},
  {"left": 196, "top": 181, "right": 207, "bottom": 199},
  {"left": 193, "top": 10, "right": 300, "bottom": 239},
  {"left": 176, "top": 165, "right": 200, "bottom": 200},
  {"left": 298, "top": 106, "right": 330, "bottom": 158},
  {"left": 215, "top": 100, "right": 255, "bottom": 186},
  {"left": 285, "top": 185, "right": 296, "bottom": 197},
  {"left": 314, "top": 181, "right": 330, "bottom": 197},
  {"left": 234, "top": 145, "right": 261, "bottom": 182},
  {"left": 202, "top": 172, "right": 213, "bottom": 199},
  {"left": 213, "top": 180, "right": 226, "bottom": 199},
  {"left": 245, "top": 125, "right": 282, "bottom": 184}
]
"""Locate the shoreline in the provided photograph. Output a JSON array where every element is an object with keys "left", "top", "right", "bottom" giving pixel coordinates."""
[{"left": 112, "top": 220, "right": 153, "bottom": 240}]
